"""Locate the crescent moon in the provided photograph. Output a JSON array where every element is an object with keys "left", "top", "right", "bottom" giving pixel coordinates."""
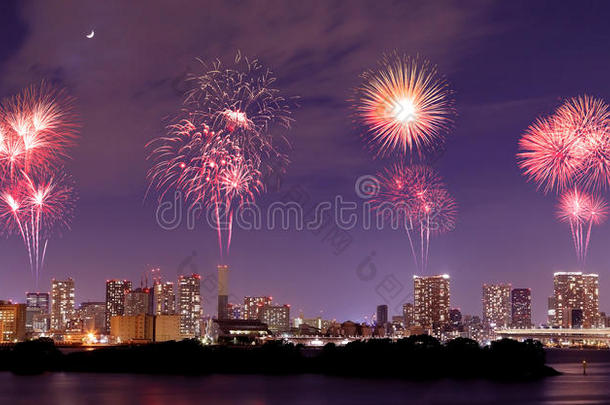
[{"left": 86, "top": 30, "right": 95, "bottom": 39}]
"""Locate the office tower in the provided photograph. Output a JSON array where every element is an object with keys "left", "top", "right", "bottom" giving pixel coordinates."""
[
  {"left": 217, "top": 265, "right": 229, "bottom": 320},
  {"left": 105, "top": 280, "right": 132, "bottom": 333},
  {"left": 482, "top": 283, "right": 511, "bottom": 329},
  {"left": 125, "top": 287, "right": 151, "bottom": 316},
  {"left": 154, "top": 281, "right": 176, "bottom": 315},
  {"left": 260, "top": 304, "right": 290, "bottom": 333},
  {"left": 413, "top": 274, "right": 450, "bottom": 331},
  {"left": 449, "top": 308, "right": 462, "bottom": 329},
  {"left": 50, "top": 278, "right": 75, "bottom": 332},
  {"left": 25, "top": 292, "right": 49, "bottom": 332},
  {"left": 402, "top": 302, "right": 414, "bottom": 327},
  {"left": 376, "top": 304, "right": 388, "bottom": 326},
  {"left": 511, "top": 288, "right": 532, "bottom": 328},
  {"left": 244, "top": 296, "right": 273, "bottom": 320},
  {"left": 553, "top": 272, "right": 599, "bottom": 328},
  {"left": 79, "top": 302, "right": 106, "bottom": 333},
  {"left": 0, "top": 301, "right": 26, "bottom": 341},
  {"left": 583, "top": 274, "right": 600, "bottom": 328},
  {"left": 547, "top": 296, "right": 556, "bottom": 325},
  {"left": 178, "top": 273, "right": 201, "bottom": 336}
]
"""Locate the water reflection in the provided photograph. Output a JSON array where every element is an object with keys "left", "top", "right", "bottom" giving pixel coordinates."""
[{"left": 1, "top": 362, "right": 610, "bottom": 405}]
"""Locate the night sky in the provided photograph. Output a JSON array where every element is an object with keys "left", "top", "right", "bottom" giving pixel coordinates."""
[{"left": 2, "top": 1, "right": 610, "bottom": 324}]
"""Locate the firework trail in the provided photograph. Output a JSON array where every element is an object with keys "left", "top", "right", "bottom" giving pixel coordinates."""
[
  {"left": 371, "top": 163, "right": 456, "bottom": 273},
  {"left": 147, "top": 52, "right": 295, "bottom": 261},
  {"left": 556, "top": 188, "right": 607, "bottom": 266},
  {"left": 0, "top": 83, "right": 78, "bottom": 286},
  {"left": 353, "top": 52, "right": 455, "bottom": 157},
  {"left": 519, "top": 95, "right": 610, "bottom": 266}
]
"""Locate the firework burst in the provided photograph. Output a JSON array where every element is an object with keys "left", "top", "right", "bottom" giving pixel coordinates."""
[
  {"left": 354, "top": 53, "right": 455, "bottom": 157},
  {"left": 0, "top": 83, "right": 78, "bottom": 286},
  {"left": 147, "top": 53, "right": 296, "bottom": 261},
  {"left": 0, "top": 83, "right": 77, "bottom": 178},
  {"left": 519, "top": 95, "right": 610, "bottom": 267},
  {"left": 371, "top": 163, "right": 457, "bottom": 273}
]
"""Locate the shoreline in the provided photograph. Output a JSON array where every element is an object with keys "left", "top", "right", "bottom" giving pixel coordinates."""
[{"left": 0, "top": 336, "right": 560, "bottom": 380}]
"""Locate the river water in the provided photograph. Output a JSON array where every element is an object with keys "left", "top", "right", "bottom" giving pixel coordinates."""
[{"left": 1, "top": 350, "right": 609, "bottom": 404}]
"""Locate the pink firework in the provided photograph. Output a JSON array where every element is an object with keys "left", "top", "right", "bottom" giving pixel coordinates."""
[
  {"left": 518, "top": 116, "right": 584, "bottom": 194},
  {"left": 555, "top": 95, "right": 610, "bottom": 191},
  {"left": 148, "top": 54, "right": 296, "bottom": 262},
  {"left": 354, "top": 52, "right": 455, "bottom": 157},
  {"left": 0, "top": 83, "right": 77, "bottom": 178},
  {"left": 0, "top": 170, "right": 75, "bottom": 283},
  {"left": 371, "top": 163, "right": 457, "bottom": 273},
  {"left": 556, "top": 188, "right": 607, "bottom": 266}
]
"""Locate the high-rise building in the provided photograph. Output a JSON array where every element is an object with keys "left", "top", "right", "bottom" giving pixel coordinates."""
[
  {"left": 25, "top": 292, "right": 49, "bottom": 332},
  {"left": 105, "top": 280, "right": 132, "bottom": 333},
  {"left": 50, "top": 278, "right": 75, "bottom": 332},
  {"left": 376, "top": 304, "right": 388, "bottom": 326},
  {"left": 553, "top": 272, "right": 599, "bottom": 328},
  {"left": 244, "top": 296, "right": 273, "bottom": 320},
  {"left": 413, "top": 274, "right": 450, "bottom": 331},
  {"left": 482, "top": 283, "right": 511, "bottom": 329},
  {"left": 217, "top": 265, "right": 229, "bottom": 320},
  {"left": 402, "top": 303, "right": 414, "bottom": 327},
  {"left": 178, "top": 274, "right": 201, "bottom": 336},
  {"left": 547, "top": 296, "right": 556, "bottom": 326},
  {"left": 260, "top": 304, "right": 290, "bottom": 333},
  {"left": 449, "top": 308, "right": 462, "bottom": 329},
  {"left": 124, "top": 288, "right": 151, "bottom": 316},
  {"left": 79, "top": 302, "right": 106, "bottom": 333},
  {"left": 154, "top": 281, "right": 176, "bottom": 315},
  {"left": 0, "top": 301, "right": 26, "bottom": 341},
  {"left": 511, "top": 288, "right": 532, "bottom": 328}
]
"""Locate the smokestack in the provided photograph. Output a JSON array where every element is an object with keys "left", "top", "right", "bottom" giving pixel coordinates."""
[{"left": 217, "top": 265, "right": 229, "bottom": 320}]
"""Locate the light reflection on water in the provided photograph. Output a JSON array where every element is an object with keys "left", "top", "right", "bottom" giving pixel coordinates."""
[{"left": 1, "top": 362, "right": 610, "bottom": 405}]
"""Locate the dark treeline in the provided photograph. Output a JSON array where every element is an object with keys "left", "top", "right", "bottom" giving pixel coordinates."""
[{"left": 0, "top": 335, "right": 559, "bottom": 379}]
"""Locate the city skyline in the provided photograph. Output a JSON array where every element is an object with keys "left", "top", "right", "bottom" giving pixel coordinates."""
[{"left": 3, "top": 2, "right": 610, "bottom": 325}]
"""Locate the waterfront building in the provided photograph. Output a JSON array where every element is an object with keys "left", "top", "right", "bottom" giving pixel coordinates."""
[
  {"left": 105, "top": 280, "right": 132, "bottom": 333},
  {"left": 402, "top": 303, "right": 414, "bottom": 327},
  {"left": 25, "top": 292, "right": 49, "bottom": 332},
  {"left": 376, "top": 304, "right": 388, "bottom": 326},
  {"left": 413, "top": 274, "right": 450, "bottom": 331},
  {"left": 50, "top": 278, "right": 75, "bottom": 332},
  {"left": 0, "top": 301, "right": 26, "bottom": 341},
  {"left": 243, "top": 296, "right": 272, "bottom": 320},
  {"left": 79, "top": 302, "right": 106, "bottom": 333},
  {"left": 178, "top": 273, "right": 201, "bottom": 336},
  {"left": 260, "top": 304, "right": 290, "bottom": 333},
  {"left": 511, "top": 288, "right": 532, "bottom": 328},
  {"left": 553, "top": 272, "right": 599, "bottom": 328},
  {"left": 124, "top": 287, "right": 152, "bottom": 316},
  {"left": 154, "top": 281, "right": 176, "bottom": 315},
  {"left": 482, "top": 283, "right": 511, "bottom": 329}
]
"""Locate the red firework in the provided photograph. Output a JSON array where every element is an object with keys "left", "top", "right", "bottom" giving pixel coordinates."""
[
  {"left": 555, "top": 95, "right": 610, "bottom": 191},
  {"left": 556, "top": 188, "right": 607, "bottom": 265},
  {"left": 371, "top": 163, "right": 457, "bottom": 272},
  {"left": 0, "top": 170, "right": 75, "bottom": 282},
  {"left": 518, "top": 116, "right": 584, "bottom": 193},
  {"left": 354, "top": 53, "right": 455, "bottom": 157},
  {"left": 0, "top": 83, "right": 77, "bottom": 177}
]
